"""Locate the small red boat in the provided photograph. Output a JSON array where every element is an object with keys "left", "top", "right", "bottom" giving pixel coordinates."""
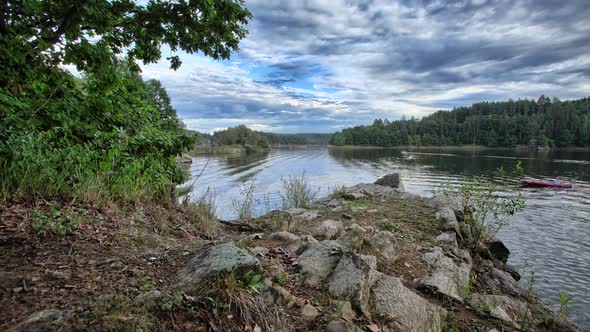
[{"left": 520, "top": 179, "right": 573, "bottom": 188}]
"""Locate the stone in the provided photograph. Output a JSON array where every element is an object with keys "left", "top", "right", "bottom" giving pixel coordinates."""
[
  {"left": 135, "top": 289, "right": 162, "bottom": 303},
  {"left": 177, "top": 243, "right": 261, "bottom": 292},
  {"left": 336, "top": 300, "right": 355, "bottom": 322},
  {"left": 250, "top": 211, "right": 291, "bottom": 232},
  {"left": 299, "top": 210, "right": 320, "bottom": 221},
  {"left": 345, "top": 183, "right": 397, "bottom": 197},
  {"left": 374, "top": 173, "right": 404, "bottom": 191},
  {"left": 176, "top": 155, "right": 192, "bottom": 164},
  {"left": 296, "top": 240, "right": 343, "bottom": 287},
  {"left": 314, "top": 219, "right": 344, "bottom": 240},
  {"left": 328, "top": 252, "right": 379, "bottom": 317},
  {"left": 469, "top": 294, "right": 531, "bottom": 328},
  {"left": 8, "top": 310, "right": 65, "bottom": 332},
  {"left": 372, "top": 274, "right": 446, "bottom": 332},
  {"left": 270, "top": 231, "right": 301, "bottom": 243},
  {"left": 249, "top": 246, "right": 269, "bottom": 257},
  {"left": 435, "top": 231, "right": 458, "bottom": 249},
  {"left": 301, "top": 303, "right": 319, "bottom": 320},
  {"left": 364, "top": 231, "right": 397, "bottom": 261},
  {"left": 480, "top": 267, "right": 525, "bottom": 297},
  {"left": 436, "top": 207, "right": 462, "bottom": 239},
  {"left": 421, "top": 247, "right": 471, "bottom": 302},
  {"left": 486, "top": 239, "right": 510, "bottom": 263},
  {"left": 342, "top": 191, "right": 367, "bottom": 200},
  {"left": 326, "top": 320, "right": 364, "bottom": 332}
]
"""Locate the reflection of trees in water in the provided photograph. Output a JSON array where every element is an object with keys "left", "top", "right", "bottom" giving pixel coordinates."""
[
  {"left": 329, "top": 148, "right": 590, "bottom": 182},
  {"left": 224, "top": 151, "right": 270, "bottom": 168}
]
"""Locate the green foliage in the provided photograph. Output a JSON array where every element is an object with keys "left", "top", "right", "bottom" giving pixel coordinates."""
[
  {"left": 0, "top": 0, "right": 252, "bottom": 202},
  {"left": 331, "top": 96, "right": 590, "bottom": 147},
  {"left": 233, "top": 182, "right": 256, "bottom": 220},
  {"left": 1, "top": 62, "right": 195, "bottom": 202},
  {"left": 213, "top": 125, "right": 270, "bottom": 152},
  {"left": 436, "top": 162, "right": 526, "bottom": 243},
  {"left": 280, "top": 172, "right": 319, "bottom": 209},
  {"left": 239, "top": 271, "right": 265, "bottom": 294},
  {"left": 376, "top": 219, "right": 398, "bottom": 231},
  {"left": 559, "top": 289, "right": 573, "bottom": 316},
  {"left": 30, "top": 205, "right": 79, "bottom": 236}
]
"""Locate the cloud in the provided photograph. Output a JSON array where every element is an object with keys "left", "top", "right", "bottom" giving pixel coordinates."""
[{"left": 142, "top": 0, "right": 590, "bottom": 133}]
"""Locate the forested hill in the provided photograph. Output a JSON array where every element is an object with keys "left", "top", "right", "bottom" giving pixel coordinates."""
[
  {"left": 260, "top": 132, "right": 333, "bottom": 145},
  {"left": 331, "top": 96, "right": 590, "bottom": 147}
]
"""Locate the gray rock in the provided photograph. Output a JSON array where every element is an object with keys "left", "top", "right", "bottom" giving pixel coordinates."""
[
  {"left": 374, "top": 173, "right": 404, "bottom": 191},
  {"left": 8, "top": 310, "right": 65, "bottom": 332},
  {"left": 364, "top": 230, "right": 398, "bottom": 261},
  {"left": 421, "top": 247, "right": 471, "bottom": 302},
  {"left": 270, "top": 231, "right": 301, "bottom": 243},
  {"left": 486, "top": 239, "right": 510, "bottom": 263},
  {"left": 469, "top": 294, "right": 531, "bottom": 329},
  {"left": 301, "top": 303, "right": 319, "bottom": 320},
  {"left": 336, "top": 300, "right": 356, "bottom": 322},
  {"left": 436, "top": 207, "right": 462, "bottom": 239},
  {"left": 435, "top": 231, "right": 459, "bottom": 249},
  {"left": 135, "top": 289, "right": 162, "bottom": 303},
  {"left": 249, "top": 246, "right": 269, "bottom": 257},
  {"left": 372, "top": 274, "right": 446, "bottom": 332},
  {"left": 326, "top": 320, "right": 364, "bottom": 332},
  {"left": 314, "top": 219, "right": 344, "bottom": 240},
  {"left": 296, "top": 240, "right": 343, "bottom": 287},
  {"left": 329, "top": 252, "right": 379, "bottom": 317},
  {"left": 480, "top": 267, "right": 525, "bottom": 297},
  {"left": 177, "top": 243, "right": 261, "bottom": 292},
  {"left": 285, "top": 208, "right": 308, "bottom": 215},
  {"left": 342, "top": 191, "right": 367, "bottom": 200},
  {"left": 345, "top": 183, "right": 398, "bottom": 197}
]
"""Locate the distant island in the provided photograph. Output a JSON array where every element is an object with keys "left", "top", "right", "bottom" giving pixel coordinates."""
[{"left": 331, "top": 96, "right": 590, "bottom": 148}]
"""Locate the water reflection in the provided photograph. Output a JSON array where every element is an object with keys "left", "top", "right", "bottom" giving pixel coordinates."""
[{"left": 185, "top": 147, "right": 590, "bottom": 327}]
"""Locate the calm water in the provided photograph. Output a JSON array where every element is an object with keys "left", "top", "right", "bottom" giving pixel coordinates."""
[{"left": 184, "top": 147, "right": 590, "bottom": 326}]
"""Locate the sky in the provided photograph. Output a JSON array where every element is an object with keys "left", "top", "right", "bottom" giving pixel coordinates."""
[{"left": 141, "top": 0, "right": 590, "bottom": 134}]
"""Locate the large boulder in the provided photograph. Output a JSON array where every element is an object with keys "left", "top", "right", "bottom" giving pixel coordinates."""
[
  {"left": 327, "top": 320, "right": 364, "bottom": 332},
  {"left": 374, "top": 173, "right": 404, "bottom": 192},
  {"left": 314, "top": 219, "right": 344, "bottom": 240},
  {"left": 296, "top": 240, "right": 343, "bottom": 287},
  {"left": 328, "top": 252, "right": 379, "bottom": 317},
  {"left": 371, "top": 274, "right": 447, "bottom": 332},
  {"left": 486, "top": 239, "right": 510, "bottom": 263},
  {"left": 343, "top": 183, "right": 397, "bottom": 199},
  {"left": 177, "top": 243, "right": 261, "bottom": 292},
  {"left": 8, "top": 310, "right": 65, "bottom": 332},
  {"left": 420, "top": 247, "right": 471, "bottom": 302},
  {"left": 469, "top": 294, "right": 531, "bottom": 329}
]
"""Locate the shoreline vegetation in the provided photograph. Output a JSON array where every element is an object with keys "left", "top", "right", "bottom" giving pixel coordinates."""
[{"left": 1, "top": 174, "right": 582, "bottom": 331}]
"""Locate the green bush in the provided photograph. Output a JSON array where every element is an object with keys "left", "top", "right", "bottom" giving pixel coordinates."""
[{"left": 0, "top": 63, "right": 195, "bottom": 203}]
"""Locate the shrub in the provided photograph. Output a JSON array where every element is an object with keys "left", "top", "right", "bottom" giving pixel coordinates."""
[
  {"left": 436, "top": 162, "right": 525, "bottom": 243},
  {"left": 280, "top": 172, "right": 319, "bottom": 209}
]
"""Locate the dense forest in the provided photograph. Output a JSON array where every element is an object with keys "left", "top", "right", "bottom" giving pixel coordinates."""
[
  {"left": 260, "top": 133, "right": 333, "bottom": 145},
  {"left": 331, "top": 96, "right": 590, "bottom": 147},
  {"left": 212, "top": 125, "right": 270, "bottom": 152}
]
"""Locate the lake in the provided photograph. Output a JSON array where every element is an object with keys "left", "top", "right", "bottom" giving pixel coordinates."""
[{"left": 183, "top": 147, "right": 590, "bottom": 327}]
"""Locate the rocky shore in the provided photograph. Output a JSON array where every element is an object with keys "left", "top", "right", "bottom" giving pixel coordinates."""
[{"left": 2, "top": 174, "right": 583, "bottom": 331}]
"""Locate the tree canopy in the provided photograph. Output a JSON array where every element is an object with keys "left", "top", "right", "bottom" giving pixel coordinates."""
[
  {"left": 331, "top": 96, "right": 590, "bottom": 148},
  {"left": 0, "top": 0, "right": 252, "bottom": 201}
]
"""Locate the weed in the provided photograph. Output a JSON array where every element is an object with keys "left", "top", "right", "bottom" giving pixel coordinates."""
[
  {"left": 280, "top": 172, "right": 319, "bottom": 209},
  {"left": 30, "top": 205, "right": 79, "bottom": 236},
  {"left": 376, "top": 219, "right": 398, "bottom": 231},
  {"left": 329, "top": 185, "right": 347, "bottom": 198},
  {"left": 272, "top": 272, "right": 289, "bottom": 286},
  {"left": 559, "top": 289, "right": 573, "bottom": 317},
  {"left": 233, "top": 182, "right": 256, "bottom": 220}
]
